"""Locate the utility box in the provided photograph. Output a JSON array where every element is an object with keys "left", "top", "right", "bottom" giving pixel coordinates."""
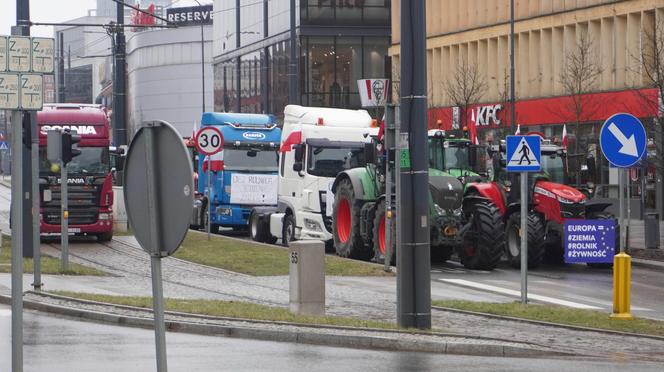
[
  {"left": 289, "top": 240, "right": 325, "bottom": 316},
  {"left": 645, "top": 212, "right": 660, "bottom": 249}
]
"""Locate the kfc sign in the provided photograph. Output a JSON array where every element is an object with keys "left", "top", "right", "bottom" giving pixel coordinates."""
[
  {"left": 166, "top": 5, "right": 213, "bottom": 26},
  {"left": 475, "top": 104, "right": 502, "bottom": 126}
]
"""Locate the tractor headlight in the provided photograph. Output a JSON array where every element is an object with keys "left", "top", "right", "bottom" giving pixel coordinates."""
[
  {"left": 453, "top": 207, "right": 463, "bottom": 217},
  {"left": 304, "top": 218, "right": 322, "bottom": 232},
  {"left": 434, "top": 204, "right": 445, "bottom": 216}
]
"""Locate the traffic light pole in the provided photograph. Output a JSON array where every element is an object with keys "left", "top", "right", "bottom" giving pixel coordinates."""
[
  {"left": 61, "top": 160, "right": 69, "bottom": 271},
  {"left": 398, "top": 0, "right": 431, "bottom": 329}
]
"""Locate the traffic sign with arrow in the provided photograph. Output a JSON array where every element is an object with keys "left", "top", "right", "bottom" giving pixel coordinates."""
[{"left": 600, "top": 113, "right": 647, "bottom": 168}]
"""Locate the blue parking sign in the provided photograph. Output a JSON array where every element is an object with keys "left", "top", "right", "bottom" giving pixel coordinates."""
[{"left": 564, "top": 219, "right": 616, "bottom": 264}]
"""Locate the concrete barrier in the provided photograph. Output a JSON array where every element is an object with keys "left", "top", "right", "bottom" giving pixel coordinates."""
[{"left": 289, "top": 240, "right": 325, "bottom": 316}]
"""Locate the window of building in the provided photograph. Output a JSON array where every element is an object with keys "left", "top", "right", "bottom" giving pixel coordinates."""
[{"left": 300, "top": 0, "right": 390, "bottom": 26}]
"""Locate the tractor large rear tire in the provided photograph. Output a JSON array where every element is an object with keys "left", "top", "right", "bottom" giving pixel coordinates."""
[
  {"left": 372, "top": 199, "right": 395, "bottom": 265},
  {"left": 333, "top": 179, "right": 372, "bottom": 260},
  {"left": 458, "top": 200, "right": 504, "bottom": 270},
  {"left": 505, "top": 212, "right": 546, "bottom": 269}
]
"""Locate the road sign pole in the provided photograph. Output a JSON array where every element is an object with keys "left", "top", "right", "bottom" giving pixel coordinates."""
[
  {"left": 143, "top": 124, "right": 168, "bottom": 372},
  {"left": 520, "top": 172, "right": 528, "bottom": 304},
  {"left": 61, "top": 159, "right": 68, "bottom": 271},
  {"left": 207, "top": 167, "right": 211, "bottom": 240},
  {"left": 10, "top": 110, "right": 24, "bottom": 372},
  {"left": 31, "top": 111, "right": 41, "bottom": 289}
]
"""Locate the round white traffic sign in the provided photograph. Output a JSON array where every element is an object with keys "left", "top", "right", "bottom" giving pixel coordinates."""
[{"left": 195, "top": 126, "right": 224, "bottom": 155}]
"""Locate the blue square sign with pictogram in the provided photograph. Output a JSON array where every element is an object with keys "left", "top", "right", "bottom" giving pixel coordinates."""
[{"left": 506, "top": 135, "right": 541, "bottom": 172}]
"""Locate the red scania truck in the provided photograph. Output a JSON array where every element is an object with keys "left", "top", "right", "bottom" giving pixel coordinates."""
[{"left": 37, "top": 104, "right": 114, "bottom": 241}]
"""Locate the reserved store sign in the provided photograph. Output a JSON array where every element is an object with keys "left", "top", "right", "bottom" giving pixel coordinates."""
[{"left": 166, "top": 5, "right": 213, "bottom": 26}]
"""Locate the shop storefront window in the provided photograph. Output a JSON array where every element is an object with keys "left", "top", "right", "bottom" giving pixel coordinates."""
[{"left": 300, "top": 0, "right": 390, "bottom": 26}]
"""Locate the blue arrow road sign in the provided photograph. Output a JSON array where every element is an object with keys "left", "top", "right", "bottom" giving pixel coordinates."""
[
  {"left": 506, "top": 135, "right": 541, "bottom": 172},
  {"left": 600, "top": 113, "right": 647, "bottom": 168}
]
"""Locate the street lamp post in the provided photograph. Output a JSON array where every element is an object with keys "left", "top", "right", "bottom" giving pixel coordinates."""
[{"left": 193, "top": 0, "right": 206, "bottom": 113}]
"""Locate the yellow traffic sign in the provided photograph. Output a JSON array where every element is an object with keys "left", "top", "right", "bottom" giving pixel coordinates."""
[
  {"left": 0, "top": 72, "right": 19, "bottom": 110},
  {"left": 0, "top": 36, "right": 7, "bottom": 72},
  {"left": 31, "top": 37, "right": 54, "bottom": 74},
  {"left": 20, "top": 73, "right": 43, "bottom": 111},
  {"left": 8, "top": 36, "right": 31, "bottom": 72}
]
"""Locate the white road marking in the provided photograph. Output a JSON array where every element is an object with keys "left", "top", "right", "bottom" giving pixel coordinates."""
[{"left": 439, "top": 278, "right": 602, "bottom": 310}]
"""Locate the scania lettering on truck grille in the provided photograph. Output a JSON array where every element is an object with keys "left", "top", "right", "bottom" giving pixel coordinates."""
[{"left": 40, "top": 125, "right": 98, "bottom": 135}]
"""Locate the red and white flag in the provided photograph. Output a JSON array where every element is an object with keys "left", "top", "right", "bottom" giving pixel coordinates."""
[
  {"left": 515, "top": 124, "right": 521, "bottom": 135},
  {"left": 203, "top": 151, "right": 224, "bottom": 172},
  {"left": 191, "top": 120, "right": 199, "bottom": 140},
  {"left": 562, "top": 124, "right": 568, "bottom": 149}
]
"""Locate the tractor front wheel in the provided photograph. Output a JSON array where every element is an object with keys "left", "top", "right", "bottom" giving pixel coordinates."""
[
  {"left": 458, "top": 200, "right": 504, "bottom": 270},
  {"left": 333, "top": 179, "right": 371, "bottom": 260},
  {"left": 505, "top": 212, "right": 545, "bottom": 269}
]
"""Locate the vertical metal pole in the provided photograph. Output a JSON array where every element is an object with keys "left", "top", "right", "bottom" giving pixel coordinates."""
[
  {"left": 207, "top": 167, "right": 211, "bottom": 240},
  {"left": 384, "top": 106, "right": 395, "bottom": 271},
  {"left": 520, "top": 172, "right": 528, "bottom": 304},
  {"left": 10, "top": 110, "right": 24, "bottom": 372},
  {"left": 398, "top": 0, "right": 431, "bottom": 329},
  {"left": 61, "top": 160, "right": 68, "bottom": 271},
  {"left": 626, "top": 170, "right": 631, "bottom": 251},
  {"left": 200, "top": 22, "right": 205, "bottom": 113},
  {"left": 114, "top": 2, "right": 127, "bottom": 146},
  {"left": 509, "top": 0, "right": 516, "bottom": 134},
  {"left": 619, "top": 168, "right": 626, "bottom": 253},
  {"left": 31, "top": 112, "right": 41, "bottom": 289},
  {"left": 144, "top": 124, "right": 168, "bottom": 372},
  {"left": 289, "top": 0, "right": 298, "bottom": 104}
]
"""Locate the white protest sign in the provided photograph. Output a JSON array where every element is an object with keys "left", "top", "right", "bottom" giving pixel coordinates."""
[{"left": 229, "top": 174, "right": 278, "bottom": 205}]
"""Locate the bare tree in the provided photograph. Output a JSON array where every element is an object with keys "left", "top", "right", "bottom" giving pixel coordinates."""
[
  {"left": 559, "top": 31, "right": 603, "bottom": 185},
  {"left": 636, "top": 15, "right": 664, "bottom": 207},
  {"left": 443, "top": 61, "right": 487, "bottom": 130}
]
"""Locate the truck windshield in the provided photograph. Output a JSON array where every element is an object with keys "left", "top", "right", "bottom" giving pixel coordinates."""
[
  {"left": 307, "top": 146, "right": 366, "bottom": 177},
  {"left": 223, "top": 148, "right": 278, "bottom": 172},
  {"left": 39, "top": 147, "right": 110, "bottom": 175}
]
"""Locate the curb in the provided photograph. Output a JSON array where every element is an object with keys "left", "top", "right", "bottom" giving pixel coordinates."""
[
  {"left": 632, "top": 258, "right": 664, "bottom": 271},
  {"left": 431, "top": 305, "right": 664, "bottom": 342},
  {"left": 0, "top": 293, "right": 570, "bottom": 358}
]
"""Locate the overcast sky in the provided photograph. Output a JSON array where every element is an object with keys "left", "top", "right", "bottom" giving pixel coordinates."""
[{"left": 1, "top": 0, "right": 207, "bottom": 38}]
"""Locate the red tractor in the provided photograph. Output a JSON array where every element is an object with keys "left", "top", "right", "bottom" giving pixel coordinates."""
[{"left": 482, "top": 137, "right": 617, "bottom": 268}]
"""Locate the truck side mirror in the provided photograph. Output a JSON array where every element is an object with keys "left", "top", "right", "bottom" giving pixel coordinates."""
[
  {"left": 294, "top": 144, "right": 304, "bottom": 163},
  {"left": 364, "top": 142, "right": 376, "bottom": 165},
  {"left": 293, "top": 162, "right": 303, "bottom": 173}
]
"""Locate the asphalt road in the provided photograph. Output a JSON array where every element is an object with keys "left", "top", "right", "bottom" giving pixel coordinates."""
[{"left": 1, "top": 304, "right": 661, "bottom": 372}]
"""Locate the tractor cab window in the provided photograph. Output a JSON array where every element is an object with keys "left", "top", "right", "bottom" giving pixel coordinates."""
[
  {"left": 539, "top": 153, "right": 566, "bottom": 184},
  {"left": 444, "top": 144, "right": 470, "bottom": 171},
  {"left": 307, "top": 143, "right": 366, "bottom": 177}
]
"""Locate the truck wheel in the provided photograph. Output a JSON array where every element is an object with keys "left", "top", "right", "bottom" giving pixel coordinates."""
[
  {"left": 459, "top": 200, "right": 504, "bottom": 270},
  {"left": 505, "top": 212, "right": 545, "bottom": 269},
  {"left": 586, "top": 212, "right": 616, "bottom": 269},
  {"left": 372, "top": 199, "right": 395, "bottom": 265},
  {"left": 250, "top": 213, "right": 266, "bottom": 243},
  {"left": 282, "top": 214, "right": 296, "bottom": 247},
  {"left": 97, "top": 231, "right": 113, "bottom": 242},
  {"left": 333, "top": 179, "right": 371, "bottom": 260}
]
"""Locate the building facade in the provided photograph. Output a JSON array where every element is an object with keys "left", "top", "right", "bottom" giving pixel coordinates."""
[
  {"left": 390, "top": 0, "right": 664, "bottom": 218},
  {"left": 212, "top": 0, "right": 391, "bottom": 116},
  {"left": 126, "top": 24, "right": 213, "bottom": 137}
]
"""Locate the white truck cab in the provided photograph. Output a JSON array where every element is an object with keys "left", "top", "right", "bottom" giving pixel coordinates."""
[{"left": 249, "top": 105, "right": 378, "bottom": 246}]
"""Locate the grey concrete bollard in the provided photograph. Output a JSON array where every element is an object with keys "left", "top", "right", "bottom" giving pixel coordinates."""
[
  {"left": 289, "top": 240, "right": 325, "bottom": 316},
  {"left": 112, "top": 186, "right": 128, "bottom": 232}
]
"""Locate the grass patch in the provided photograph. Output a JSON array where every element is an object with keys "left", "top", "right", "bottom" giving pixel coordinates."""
[
  {"left": 112, "top": 229, "right": 134, "bottom": 237},
  {"left": 0, "top": 236, "right": 106, "bottom": 276},
  {"left": 433, "top": 300, "right": 664, "bottom": 337},
  {"left": 51, "top": 291, "right": 397, "bottom": 330},
  {"left": 174, "top": 232, "right": 392, "bottom": 277}
]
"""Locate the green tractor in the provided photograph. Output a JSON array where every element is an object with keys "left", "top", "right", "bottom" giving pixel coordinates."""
[{"left": 426, "top": 130, "right": 505, "bottom": 270}]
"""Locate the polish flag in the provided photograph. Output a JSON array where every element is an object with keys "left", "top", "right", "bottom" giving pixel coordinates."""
[
  {"left": 515, "top": 124, "right": 521, "bottom": 135},
  {"left": 279, "top": 131, "right": 302, "bottom": 152},
  {"left": 203, "top": 151, "right": 224, "bottom": 172},
  {"left": 468, "top": 110, "right": 479, "bottom": 145},
  {"left": 191, "top": 121, "right": 199, "bottom": 140},
  {"left": 562, "top": 124, "right": 568, "bottom": 149}
]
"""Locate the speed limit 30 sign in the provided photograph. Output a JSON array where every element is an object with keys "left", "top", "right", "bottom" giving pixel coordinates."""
[{"left": 195, "top": 126, "right": 224, "bottom": 155}]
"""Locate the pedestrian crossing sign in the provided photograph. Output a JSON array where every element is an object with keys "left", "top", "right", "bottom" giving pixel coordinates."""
[
  {"left": 506, "top": 135, "right": 541, "bottom": 172},
  {"left": 0, "top": 141, "right": 8, "bottom": 151}
]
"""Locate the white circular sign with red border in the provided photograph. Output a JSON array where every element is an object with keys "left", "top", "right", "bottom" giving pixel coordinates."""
[{"left": 195, "top": 126, "right": 224, "bottom": 155}]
